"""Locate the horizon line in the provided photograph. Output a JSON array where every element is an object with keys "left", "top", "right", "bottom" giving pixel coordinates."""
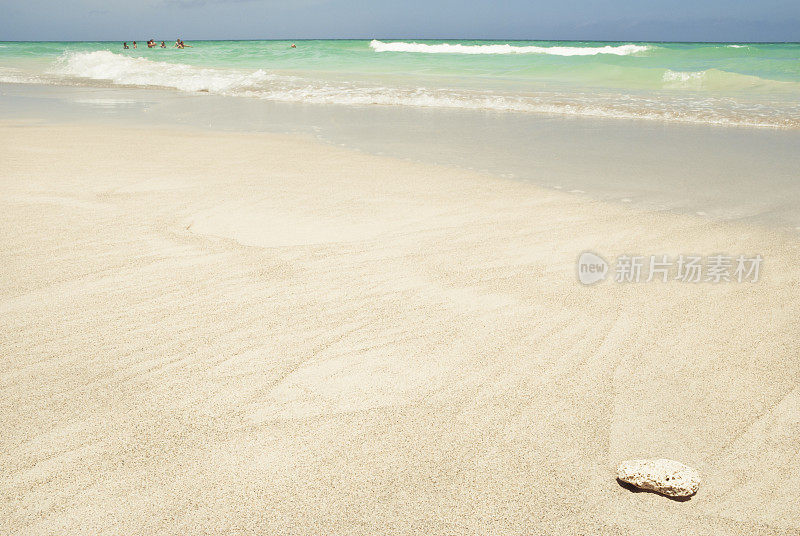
[{"left": 2, "top": 38, "right": 800, "bottom": 44}]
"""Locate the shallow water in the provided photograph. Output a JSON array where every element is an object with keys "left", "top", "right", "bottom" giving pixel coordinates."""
[
  {"left": 1, "top": 40, "right": 800, "bottom": 128},
  {"left": 3, "top": 82, "right": 799, "bottom": 232}
]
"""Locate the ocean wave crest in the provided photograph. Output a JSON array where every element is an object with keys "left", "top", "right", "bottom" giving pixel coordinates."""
[{"left": 369, "top": 39, "right": 650, "bottom": 56}]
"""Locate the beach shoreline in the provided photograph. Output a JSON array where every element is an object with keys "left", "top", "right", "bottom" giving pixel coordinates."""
[
  {"left": 1, "top": 119, "right": 799, "bottom": 534},
  {"left": 4, "top": 81, "right": 800, "bottom": 232}
]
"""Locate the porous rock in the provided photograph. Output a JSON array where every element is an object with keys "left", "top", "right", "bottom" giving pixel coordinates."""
[{"left": 617, "top": 458, "right": 700, "bottom": 497}]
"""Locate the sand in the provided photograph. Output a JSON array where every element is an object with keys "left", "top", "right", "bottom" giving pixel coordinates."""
[{"left": 1, "top": 121, "right": 798, "bottom": 535}]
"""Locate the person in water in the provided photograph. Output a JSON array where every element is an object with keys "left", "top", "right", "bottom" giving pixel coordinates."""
[
  {"left": 123, "top": 42, "right": 129, "bottom": 49},
  {"left": 132, "top": 41, "right": 137, "bottom": 49},
  {"left": 291, "top": 43, "right": 296, "bottom": 48},
  {"left": 161, "top": 41, "right": 166, "bottom": 48}
]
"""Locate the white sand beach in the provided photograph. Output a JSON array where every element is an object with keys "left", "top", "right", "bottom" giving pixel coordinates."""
[{"left": 1, "top": 121, "right": 799, "bottom": 534}]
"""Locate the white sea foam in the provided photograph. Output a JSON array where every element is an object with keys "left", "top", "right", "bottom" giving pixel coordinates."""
[
  {"left": 0, "top": 67, "right": 43, "bottom": 84},
  {"left": 662, "top": 69, "right": 707, "bottom": 85},
  {"left": 369, "top": 39, "right": 650, "bottom": 56},
  {"left": 660, "top": 68, "right": 794, "bottom": 91},
  {"left": 52, "top": 50, "right": 284, "bottom": 93}
]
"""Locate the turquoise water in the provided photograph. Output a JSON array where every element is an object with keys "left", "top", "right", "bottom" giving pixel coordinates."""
[{"left": 1, "top": 40, "right": 799, "bottom": 127}]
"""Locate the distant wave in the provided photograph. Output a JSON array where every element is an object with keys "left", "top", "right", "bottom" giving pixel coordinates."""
[{"left": 369, "top": 39, "right": 650, "bottom": 56}]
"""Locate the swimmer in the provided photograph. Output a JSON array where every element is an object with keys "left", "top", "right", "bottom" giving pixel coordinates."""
[
  {"left": 132, "top": 41, "right": 137, "bottom": 49},
  {"left": 123, "top": 42, "right": 129, "bottom": 49},
  {"left": 291, "top": 43, "right": 296, "bottom": 48},
  {"left": 161, "top": 41, "right": 166, "bottom": 48}
]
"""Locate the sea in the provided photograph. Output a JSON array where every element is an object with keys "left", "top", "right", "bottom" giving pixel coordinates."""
[
  {"left": 2, "top": 39, "right": 800, "bottom": 229},
  {"left": 1, "top": 39, "right": 799, "bottom": 128}
]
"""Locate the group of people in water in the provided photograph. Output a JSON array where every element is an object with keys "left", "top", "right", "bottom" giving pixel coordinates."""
[
  {"left": 122, "top": 40, "right": 299, "bottom": 50},
  {"left": 123, "top": 39, "right": 190, "bottom": 50}
]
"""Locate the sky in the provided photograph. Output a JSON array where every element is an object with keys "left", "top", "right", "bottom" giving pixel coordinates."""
[{"left": 1, "top": 0, "right": 799, "bottom": 42}]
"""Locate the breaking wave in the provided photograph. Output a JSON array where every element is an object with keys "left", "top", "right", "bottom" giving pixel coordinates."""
[
  {"left": 369, "top": 39, "right": 650, "bottom": 56},
  {"left": 51, "top": 50, "right": 284, "bottom": 92}
]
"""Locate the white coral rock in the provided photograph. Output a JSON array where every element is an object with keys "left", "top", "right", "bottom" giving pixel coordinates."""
[{"left": 617, "top": 458, "right": 700, "bottom": 497}]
